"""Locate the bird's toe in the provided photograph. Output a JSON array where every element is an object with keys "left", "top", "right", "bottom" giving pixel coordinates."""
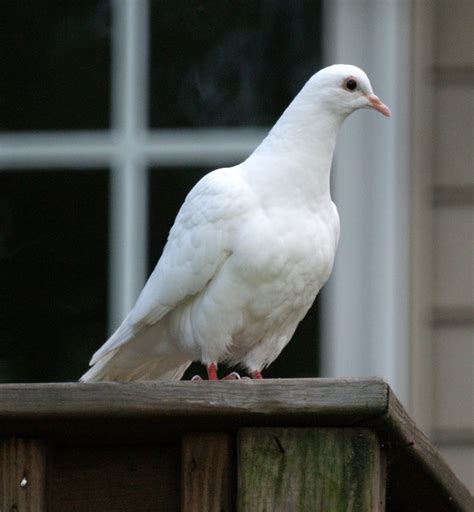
[{"left": 223, "top": 371, "right": 241, "bottom": 380}]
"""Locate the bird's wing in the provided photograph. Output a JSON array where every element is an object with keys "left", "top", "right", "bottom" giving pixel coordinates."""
[{"left": 90, "top": 167, "right": 252, "bottom": 364}]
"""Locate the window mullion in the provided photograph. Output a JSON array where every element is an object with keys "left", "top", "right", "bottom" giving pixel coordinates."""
[{"left": 109, "top": 0, "right": 150, "bottom": 331}]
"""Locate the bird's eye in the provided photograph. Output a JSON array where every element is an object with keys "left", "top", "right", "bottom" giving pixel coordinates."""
[{"left": 345, "top": 79, "right": 357, "bottom": 91}]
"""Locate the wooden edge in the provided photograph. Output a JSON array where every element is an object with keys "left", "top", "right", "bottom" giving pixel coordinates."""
[
  {"left": 0, "top": 378, "right": 388, "bottom": 419},
  {"left": 384, "top": 386, "right": 473, "bottom": 511},
  {"left": 0, "top": 379, "right": 389, "bottom": 442}
]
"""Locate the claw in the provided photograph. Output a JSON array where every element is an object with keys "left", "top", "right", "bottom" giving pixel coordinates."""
[
  {"left": 223, "top": 371, "right": 241, "bottom": 380},
  {"left": 249, "top": 370, "right": 263, "bottom": 380},
  {"left": 191, "top": 375, "right": 203, "bottom": 381}
]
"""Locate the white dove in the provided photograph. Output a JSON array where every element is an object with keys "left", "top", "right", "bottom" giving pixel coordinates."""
[{"left": 81, "top": 64, "right": 390, "bottom": 383}]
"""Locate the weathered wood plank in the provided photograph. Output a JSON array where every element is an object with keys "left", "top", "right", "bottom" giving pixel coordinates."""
[
  {"left": 47, "top": 443, "right": 180, "bottom": 512},
  {"left": 0, "top": 379, "right": 388, "bottom": 439},
  {"left": 383, "top": 390, "right": 473, "bottom": 512},
  {"left": 0, "top": 438, "right": 47, "bottom": 512},
  {"left": 238, "top": 428, "right": 385, "bottom": 511},
  {"left": 182, "top": 433, "right": 234, "bottom": 511},
  {"left": 0, "top": 379, "right": 387, "bottom": 418}
]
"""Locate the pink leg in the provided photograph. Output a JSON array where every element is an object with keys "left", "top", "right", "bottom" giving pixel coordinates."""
[
  {"left": 207, "top": 362, "right": 218, "bottom": 381},
  {"left": 249, "top": 370, "right": 263, "bottom": 380},
  {"left": 192, "top": 364, "right": 240, "bottom": 381}
]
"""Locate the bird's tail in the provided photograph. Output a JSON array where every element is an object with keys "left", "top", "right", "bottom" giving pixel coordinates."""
[{"left": 79, "top": 350, "right": 192, "bottom": 382}]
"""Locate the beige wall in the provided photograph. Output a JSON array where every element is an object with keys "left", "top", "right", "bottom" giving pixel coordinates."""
[{"left": 413, "top": 0, "right": 473, "bottom": 492}]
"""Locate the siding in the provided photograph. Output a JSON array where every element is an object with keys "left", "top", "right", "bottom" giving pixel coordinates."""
[{"left": 431, "top": 0, "right": 474, "bottom": 492}]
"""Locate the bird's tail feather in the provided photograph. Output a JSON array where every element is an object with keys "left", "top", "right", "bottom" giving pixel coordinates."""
[{"left": 80, "top": 351, "right": 191, "bottom": 382}]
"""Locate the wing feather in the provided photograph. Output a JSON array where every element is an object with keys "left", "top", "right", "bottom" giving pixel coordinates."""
[{"left": 90, "top": 167, "right": 252, "bottom": 364}]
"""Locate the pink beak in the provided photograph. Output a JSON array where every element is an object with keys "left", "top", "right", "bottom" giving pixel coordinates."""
[{"left": 367, "top": 94, "right": 391, "bottom": 117}]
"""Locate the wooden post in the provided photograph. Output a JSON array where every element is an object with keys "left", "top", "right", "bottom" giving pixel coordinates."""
[
  {"left": 238, "top": 428, "right": 386, "bottom": 511},
  {"left": 0, "top": 438, "right": 47, "bottom": 512},
  {"left": 182, "top": 432, "right": 235, "bottom": 512}
]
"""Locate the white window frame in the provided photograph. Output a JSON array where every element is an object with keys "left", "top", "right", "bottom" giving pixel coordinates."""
[
  {"left": 0, "top": 0, "right": 266, "bottom": 331},
  {"left": 0, "top": 1, "right": 412, "bottom": 406}
]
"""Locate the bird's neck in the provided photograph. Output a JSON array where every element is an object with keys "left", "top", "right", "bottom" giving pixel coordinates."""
[{"left": 247, "top": 87, "right": 346, "bottom": 202}]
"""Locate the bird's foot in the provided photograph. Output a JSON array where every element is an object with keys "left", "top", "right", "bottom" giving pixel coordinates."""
[
  {"left": 191, "top": 366, "right": 241, "bottom": 381},
  {"left": 190, "top": 364, "right": 258, "bottom": 381}
]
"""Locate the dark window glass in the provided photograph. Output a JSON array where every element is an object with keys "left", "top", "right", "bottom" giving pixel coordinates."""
[
  {"left": 148, "top": 167, "right": 319, "bottom": 378},
  {"left": 149, "top": 1, "right": 323, "bottom": 127},
  {"left": 0, "top": 170, "right": 109, "bottom": 382},
  {"left": 1, "top": 1, "right": 111, "bottom": 131}
]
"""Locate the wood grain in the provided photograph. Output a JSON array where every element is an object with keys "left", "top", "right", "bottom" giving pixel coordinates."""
[
  {"left": 182, "top": 433, "right": 234, "bottom": 512},
  {"left": 0, "top": 379, "right": 388, "bottom": 440},
  {"left": 383, "top": 390, "right": 473, "bottom": 512},
  {"left": 0, "top": 438, "right": 47, "bottom": 512},
  {"left": 238, "top": 428, "right": 385, "bottom": 511},
  {"left": 0, "top": 379, "right": 387, "bottom": 419}
]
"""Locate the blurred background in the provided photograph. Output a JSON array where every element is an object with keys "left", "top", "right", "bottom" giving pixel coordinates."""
[{"left": 0, "top": 0, "right": 472, "bottom": 491}]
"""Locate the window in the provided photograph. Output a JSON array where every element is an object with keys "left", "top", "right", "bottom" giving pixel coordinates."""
[
  {"left": 149, "top": 1, "right": 323, "bottom": 128},
  {"left": 0, "top": 1, "right": 323, "bottom": 382},
  {"left": 1, "top": 1, "right": 111, "bottom": 131},
  {"left": 0, "top": 170, "right": 109, "bottom": 381}
]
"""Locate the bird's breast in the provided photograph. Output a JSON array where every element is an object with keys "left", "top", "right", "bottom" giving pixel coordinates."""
[
  {"left": 167, "top": 203, "right": 339, "bottom": 360},
  {"left": 231, "top": 203, "right": 339, "bottom": 312}
]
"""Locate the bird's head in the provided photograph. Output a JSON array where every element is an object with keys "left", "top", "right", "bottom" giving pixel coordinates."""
[{"left": 308, "top": 64, "right": 391, "bottom": 118}]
